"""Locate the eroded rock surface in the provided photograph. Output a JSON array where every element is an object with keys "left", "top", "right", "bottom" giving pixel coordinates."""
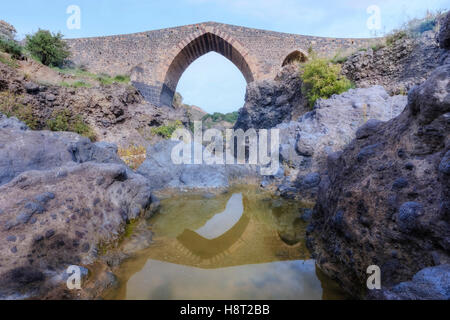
[
  {"left": 342, "top": 29, "right": 450, "bottom": 95},
  {"left": 234, "top": 64, "right": 307, "bottom": 131},
  {"left": 306, "top": 64, "right": 450, "bottom": 298},
  {"left": 0, "top": 118, "right": 153, "bottom": 299},
  {"left": 270, "top": 86, "right": 407, "bottom": 200}
]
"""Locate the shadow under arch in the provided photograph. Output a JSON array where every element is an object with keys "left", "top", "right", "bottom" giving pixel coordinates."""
[
  {"left": 159, "top": 31, "right": 255, "bottom": 106},
  {"left": 282, "top": 50, "right": 308, "bottom": 67}
]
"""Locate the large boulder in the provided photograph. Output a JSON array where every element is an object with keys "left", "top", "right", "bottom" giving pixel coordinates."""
[
  {"left": 370, "top": 264, "right": 450, "bottom": 300},
  {"left": 234, "top": 64, "right": 307, "bottom": 131},
  {"left": 0, "top": 162, "right": 153, "bottom": 299},
  {"left": 137, "top": 140, "right": 260, "bottom": 191},
  {"left": 307, "top": 65, "right": 450, "bottom": 298},
  {"left": 438, "top": 11, "right": 450, "bottom": 50},
  {"left": 271, "top": 86, "right": 407, "bottom": 200},
  {"left": 0, "top": 122, "right": 123, "bottom": 186},
  {"left": 137, "top": 140, "right": 229, "bottom": 190}
]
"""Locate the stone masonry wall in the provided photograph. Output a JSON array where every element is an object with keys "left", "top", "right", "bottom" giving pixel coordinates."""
[{"left": 66, "top": 22, "right": 377, "bottom": 106}]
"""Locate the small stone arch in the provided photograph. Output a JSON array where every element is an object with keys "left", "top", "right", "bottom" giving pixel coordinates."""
[
  {"left": 158, "top": 26, "right": 257, "bottom": 107},
  {"left": 282, "top": 50, "right": 308, "bottom": 67}
]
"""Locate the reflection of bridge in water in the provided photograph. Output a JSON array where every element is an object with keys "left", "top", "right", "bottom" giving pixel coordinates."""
[
  {"left": 144, "top": 193, "right": 308, "bottom": 269},
  {"left": 105, "top": 189, "right": 346, "bottom": 300}
]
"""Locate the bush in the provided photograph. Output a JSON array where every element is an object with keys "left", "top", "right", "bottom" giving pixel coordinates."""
[
  {"left": 25, "top": 30, "right": 70, "bottom": 67},
  {"left": 300, "top": 57, "right": 354, "bottom": 108},
  {"left": 0, "top": 53, "right": 19, "bottom": 68},
  {"left": 151, "top": 120, "right": 183, "bottom": 139},
  {"left": 47, "top": 109, "right": 96, "bottom": 140},
  {"left": 0, "top": 91, "right": 38, "bottom": 129},
  {"left": 385, "top": 30, "right": 408, "bottom": 46},
  {"left": 202, "top": 111, "right": 239, "bottom": 124},
  {"left": 0, "top": 38, "right": 22, "bottom": 59},
  {"left": 97, "top": 74, "right": 130, "bottom": 86}
]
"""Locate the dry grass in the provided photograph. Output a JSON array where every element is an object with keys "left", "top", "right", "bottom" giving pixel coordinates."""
[{"left": 118, "top": 145, "right": 147, "bottom": 169}]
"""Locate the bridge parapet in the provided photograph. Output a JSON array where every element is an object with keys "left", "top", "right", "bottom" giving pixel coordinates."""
[{"left": 66, "top": 22, "right": 377, "bottom": 106}]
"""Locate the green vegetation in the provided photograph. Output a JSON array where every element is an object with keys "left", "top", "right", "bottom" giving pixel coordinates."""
[
  {"left": 25, "top": 30, "right": 70, "bottom": 67},
  {"left": 60, "top": 80, "right": 92, "bottom": 88},
  {"left": 47, "top": 109, "right": 96, "bottom": 140},
  {"left": 151, "top": 120, "right": 184, "bottom": 139},
  {"left": 52, "top": 66, "right": 96, "bottom": 78},
  {"left": 53, "top": 66, "right": 130, "bottom": 87},
  {"left": 0, "top": 53, "right": 19, "bottom": 68},
  {"left": 370, "top": 43, "right": 385, "bottom": 51},
  {"left": 96, "top": 73, "right": 130, "bottom": 85},
  {"left": 300, "top": 56, "right": 354, "bottom": 108},
  {"left": 0, "top": 38, "right": 23, "bottom": 59},
  {"left": 202, "top": 111, "right": 239, "bottom": 124},
  {"left": 383, "top": 11, "right": 445, "bottom": 47},
  {"left": 403, "top": 11, "right": 444, "bottom": 36},
  {"left": 385, "top": 30, "right": 408, "bottom": 46},
  {"left": 0, "top": 91, "right": 38, "bottom": 129}
]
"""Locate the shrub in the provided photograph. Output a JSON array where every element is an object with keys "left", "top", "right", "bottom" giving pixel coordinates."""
[
  {"left": 47, "top": 109, "right": 96, "bottom": 140},
  {"left": 370, "top": 43, "right": 385, "bottom": 51},
  {"left": 118, "top": 145, "right": 147, "bottom": 169},
  {"left": 202, "top": 111, "right": 239, "bottom": 124},
  {"left": 0, "top": 91, "right": 38, "bottom": 129},
  {"left": 0, "top": 53, "right": 19, "bottom": 68},
  {"left": 151, "top": 120, "right": 183, "bottom": 139},
  {"left": 0, "top": 38, "right": 22, "bottom": 59},
  {"left": 97, "top": 74, "right": 130, "bottom": 86},
  {"left": 300, "top": 57, "right": 354, "bottom": 108},
  {"left": 385, "top": 30, "right": 408, "bottom": 46},
  {"left": 25, "top": 30, "right": 70, "bottom": 67}
]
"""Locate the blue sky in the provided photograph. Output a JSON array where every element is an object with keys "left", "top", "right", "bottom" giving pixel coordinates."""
[{"left": 2, "top": 0, "right": 448, "bottom": 113}]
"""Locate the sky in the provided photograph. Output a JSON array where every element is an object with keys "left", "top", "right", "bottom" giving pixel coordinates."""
[{"left": 2, "top": 0, "right": 448, "bottom": 113}]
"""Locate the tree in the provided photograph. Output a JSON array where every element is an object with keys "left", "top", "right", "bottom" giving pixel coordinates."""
[{"left": 25, "top": 29, "right": 70, "bottom": 66}]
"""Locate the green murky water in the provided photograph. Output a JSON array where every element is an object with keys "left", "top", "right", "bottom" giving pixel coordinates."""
[{"left": 105, "top": 187, "right": 345, "bottom": 300}]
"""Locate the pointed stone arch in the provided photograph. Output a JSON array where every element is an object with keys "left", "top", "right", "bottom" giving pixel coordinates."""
[
  {"left": 157, "top": 26, "right": 258, "bottom": 107},
  {"left": 282, "top": 50, "right": 308, "bottom": 67}
]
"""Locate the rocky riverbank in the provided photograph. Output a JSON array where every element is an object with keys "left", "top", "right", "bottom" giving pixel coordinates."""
[{"left": 305, "top": 14, "right": 450, "bottom": 299}]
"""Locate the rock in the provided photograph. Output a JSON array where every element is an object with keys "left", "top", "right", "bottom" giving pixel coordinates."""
[
  {"left": 300, "top": 208, "right": 313, "bottom": 222},
  {"left": 342, "top": 30, "right": 448, "bottom": 95},
  {"left": 307, "top": 65, "right": 450, "bottom": 298},
  {"left": 439, "top": 150, "right": 450, "bottom": 175},
  {"left": 355, "top": 119, "right": 383, "bottom": 139},
  {"left": 0, "top": 124, "right": 123, "bottom": 186},
  {"left": 273, "top": 86, "right": 407, "bottom": 200},
  {"left": 396, "top": 202, "right": 423, "bottom": 232},
  {"left": 438, "top": 11, "right": 450, "bottom": 49},
  {"left": 0, "top": 161, "right": 153, "bottom": 298},
  {"left": 137, "top": 140, "right": 258, "bottom": 191},
  {"left": 24, "top": 82, "right": 40, "bottom": 94},
  {"left": 372, "top": 264, "right": 450, "bottom": 300},
  {"left": 0, "top": 20, "right": 16, "bottom": 41},
  {"left": 0, "top": 119, "right": 154, "bottom": 298},
  {"left": 0, "top": 113, "right": 28, "bottom": 131},
  {"left": 234, "top": 64, "right": 307, "bottom": 131}
]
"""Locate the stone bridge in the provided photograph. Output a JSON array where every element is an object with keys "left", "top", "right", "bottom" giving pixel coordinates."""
[{"left": 66, "top": 22, "right": 375, "bottom": 107}]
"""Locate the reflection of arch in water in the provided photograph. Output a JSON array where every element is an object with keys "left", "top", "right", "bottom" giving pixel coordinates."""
[{"left": 176, "top": 214, "right": 250, "bottom": 260}]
